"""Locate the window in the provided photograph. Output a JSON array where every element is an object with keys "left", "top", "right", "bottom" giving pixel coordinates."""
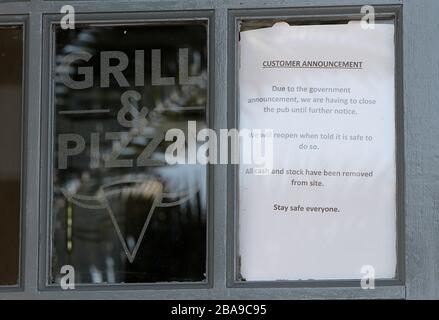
[
  {"left": 0, "top": 25, "right": 23, "bottom": 286},
  {"left": 50, "top": 22, "right": 209, "bottom": 285},
  {"left": 235, "top": 18, "right": 398, "bottom": 282}
]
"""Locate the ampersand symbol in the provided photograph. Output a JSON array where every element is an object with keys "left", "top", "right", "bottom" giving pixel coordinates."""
[{"left": 117, "top": 90, "right": 149, "bottom": 128}]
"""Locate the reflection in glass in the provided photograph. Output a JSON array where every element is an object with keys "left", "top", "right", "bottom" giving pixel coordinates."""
[
  {"left": 51, "top": 23, "right": 208, "bottom": 284},
  {"left": 0, "top": 25, "right": 22, "bottom": 286}
]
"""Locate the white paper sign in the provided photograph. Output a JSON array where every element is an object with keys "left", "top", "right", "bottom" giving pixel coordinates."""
[{"left": 238, "top": 22, "right": 396, "bottom": 281}]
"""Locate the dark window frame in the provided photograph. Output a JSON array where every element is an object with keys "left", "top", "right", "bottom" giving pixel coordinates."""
[
  {"left": 227, "top": 5, "right": 405, "bottom": 291},
  {"left": 39, "top": 10, "right": 215, "bottom": 291}
]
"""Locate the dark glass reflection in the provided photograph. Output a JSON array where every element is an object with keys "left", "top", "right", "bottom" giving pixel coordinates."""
[
  {"left": 52, "top": 24, "right": 208, "bottom": 284},
  {"left": 0, "top": 26, "right": 22, "bottom": 286}
]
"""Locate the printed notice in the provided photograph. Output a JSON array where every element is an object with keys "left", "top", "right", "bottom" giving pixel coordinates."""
[{"left": 238, "top": 22, "right": 397, "bottom": 280}]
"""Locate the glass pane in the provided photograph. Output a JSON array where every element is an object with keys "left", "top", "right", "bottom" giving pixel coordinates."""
[
  {"left": 237, "top": 20, "right": 397, "bottom": 281},
  {"left": 51, "top": 23, "right": 208, "bottom": 284},
  {"left": 0, "top": 25, "right": 23, "bottom": 286}
]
